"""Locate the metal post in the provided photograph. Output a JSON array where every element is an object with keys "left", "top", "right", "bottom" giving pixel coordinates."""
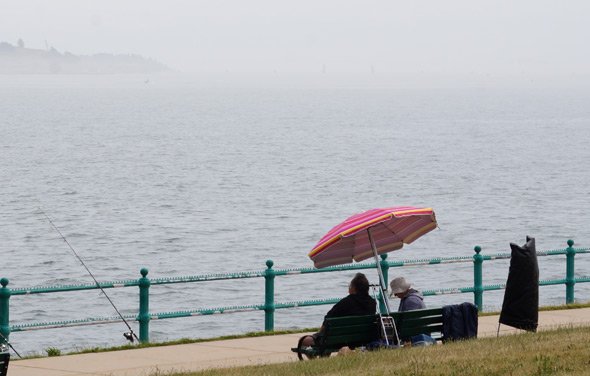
[
  {"left": 138, "top": 268, "right": 151, "bottom": 343},
  {"left": 380, "top": 254, "right": 389, "bottom": 288},
  {"left": 264, "top": 260, "right": 275, "bottom": 332},
  {"left": 473, "top": 246, "right": 483, "bottom": 312},
  {"left": 565, "top": 239, "right": 576, "bottom": 304},
  {"left": 378, "top": 254, "right": 390, "bottom": 313},
  {"left": 0, "top": 278, "right": 10, "bottom": 344},
  {"left": 367, "top": 229, "right": 392, "bottom": 313}
]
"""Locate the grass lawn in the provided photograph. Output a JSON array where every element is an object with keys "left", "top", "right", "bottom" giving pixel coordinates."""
[{"left": 163, "top": 325, "right": 590, "bottom": 376}]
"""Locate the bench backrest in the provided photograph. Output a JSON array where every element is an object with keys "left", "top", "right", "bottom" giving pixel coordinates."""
[
  {"left": 321, "top": 314, "right": 379, "bottom": 349},
  {"left": 390, "top": 307, "right": 444, "bottom": 340},
  {"left": 320, "top": 307, "right": 444, "bottom": 350}
]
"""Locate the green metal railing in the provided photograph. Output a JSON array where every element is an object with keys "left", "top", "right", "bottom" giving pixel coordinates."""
[{"left": 0, "top": 239, "right": 588, "bottom": 345}]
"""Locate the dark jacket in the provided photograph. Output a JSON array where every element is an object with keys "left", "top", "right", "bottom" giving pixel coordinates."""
[
  {"left": 325, "top": 293, "right": 377, "bottom": 318},
  {"left": 442, "top": 302, "right": 478, "bottom": 342},
  {"left": 398, "top": 289, "right": 426, "bottom": 312}
]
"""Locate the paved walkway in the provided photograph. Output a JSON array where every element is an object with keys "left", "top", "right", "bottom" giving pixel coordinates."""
[{"left": 9, "top": 308, "right": 590, "bottom": 376}]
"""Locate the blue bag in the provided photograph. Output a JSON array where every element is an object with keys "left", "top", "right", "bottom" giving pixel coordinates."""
[{"left": 410, "top": 334, "right": 436, "bottom": 346}]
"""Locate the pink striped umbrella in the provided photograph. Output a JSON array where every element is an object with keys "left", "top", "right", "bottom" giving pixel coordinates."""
[
  {"left": 309, "top": 206, "right": 437, "bottom": 269},
  {"left": 308, "top": 206, "right": 437, "bottom": 330}
]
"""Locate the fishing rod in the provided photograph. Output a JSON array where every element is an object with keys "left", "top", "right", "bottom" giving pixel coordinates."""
[
  {"left": 39, "top": 208, "right": 139, "bottom": 343},
  {"left": 0, "top": 330, "right": 22, "bottom": 358}
]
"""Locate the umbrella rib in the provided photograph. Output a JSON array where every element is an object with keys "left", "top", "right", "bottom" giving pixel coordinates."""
[
  {"left": 359, "top": 222, "right": 398, "bottom": 258},
  {"left": 378, "top": 222, "right": 400, "bottom": 246},
  {"left": 350, "top": 231, "right": 359, "bottom": 259},
  {"left": 389, "top": 224, "right": 401, "bottom": 238}
]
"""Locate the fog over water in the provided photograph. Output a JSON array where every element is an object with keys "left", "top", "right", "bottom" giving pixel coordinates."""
[
  {"left": 1, "top": 1, "right": 590, "bottom": 355},
  {"left": 2, "top": 1, "right": 590, "bottom": 86}
]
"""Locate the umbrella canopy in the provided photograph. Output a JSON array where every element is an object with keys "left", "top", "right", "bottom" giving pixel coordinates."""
[{"left": 309, "top": 206, "right": 437, "bottom": 269}]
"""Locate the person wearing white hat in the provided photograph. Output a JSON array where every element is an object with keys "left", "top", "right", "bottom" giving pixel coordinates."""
[{"left": 389, "top": 277, "right": 426, "bottom": 312}]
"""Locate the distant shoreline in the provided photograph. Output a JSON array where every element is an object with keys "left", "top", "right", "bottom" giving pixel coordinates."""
[{"left": 0, "top": 41, "right": 168, "bottom": 75}]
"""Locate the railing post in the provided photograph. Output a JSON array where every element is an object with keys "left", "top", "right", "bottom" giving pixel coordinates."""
[
  {"left": 380, "top": 254, "right": 390, "bottom": 287},
  {"left": 473, "top": 246, "right": 483, "bottom": 312},
  {"left": 0, "top": 278, "right": 10, "bottom": 344},
  {"left": 565, "top": 239, "right": 576, "bottom": 304},
  {"left": 138, "top": 268, "right": 151, "bottom": 343},
  {"left": 378, "top": 254, "right": 389, "bottom": 313},
  {"left": 264, "top": 260, "right": 275, "bottom": 332}
]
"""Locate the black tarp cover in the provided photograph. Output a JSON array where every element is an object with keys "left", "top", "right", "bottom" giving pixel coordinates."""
[{"left": 499, "top": 236, "right": 539, "bottom": 332}]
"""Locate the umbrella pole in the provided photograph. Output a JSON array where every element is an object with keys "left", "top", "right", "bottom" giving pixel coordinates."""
[
  {"left": 367, "top": 229, "right": 392, "bottom": 313},
  {"left": 367, "top": 229, "right": 401, "bottom": 346}
]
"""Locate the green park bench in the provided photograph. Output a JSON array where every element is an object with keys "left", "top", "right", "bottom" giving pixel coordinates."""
[
  {"left": 392, "top": 307, "right": 444, "bottom": 342},
  {"left": 291, "top": 307, "right": 444, "bottom": 360}
]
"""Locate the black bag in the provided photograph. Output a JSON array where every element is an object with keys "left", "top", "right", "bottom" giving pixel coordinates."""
[
  {"left": 294, "top": 334, "right": 318, "bottom": 360},
  {"left": 0, "top": 351, "right": 9, "bottom": 376},
  {"left": 499, "top": 236, "right": 539, "bottom": 332}
]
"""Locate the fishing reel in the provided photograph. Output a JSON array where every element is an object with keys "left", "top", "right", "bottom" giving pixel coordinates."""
[{"left": 123, "top": 332, "right": 135, "bottom": 343}]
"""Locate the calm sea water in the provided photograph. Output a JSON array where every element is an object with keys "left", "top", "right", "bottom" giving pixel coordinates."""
[{"left": 1, "top": 75, "right": 589, "bottom": 354}]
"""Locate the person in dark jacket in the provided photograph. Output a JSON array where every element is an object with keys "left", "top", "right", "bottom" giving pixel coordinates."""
[
  {"left": 300, "top": 273, "right": 376, "bottom": 347},
  {"left": 389, "top": 277, "right": 426, "bottom": 311}
]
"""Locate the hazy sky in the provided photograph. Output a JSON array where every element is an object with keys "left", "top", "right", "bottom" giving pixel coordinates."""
[{"left": 2, "top": 0, "right": 589, "bottom": 85}]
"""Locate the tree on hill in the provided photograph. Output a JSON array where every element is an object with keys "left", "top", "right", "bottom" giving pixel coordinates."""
[
  {"left": 17, "top": 38, "right": 24, "bottom": 48},
  {"left": 0, "top": 42, "right": 15, "bottom": 52}
]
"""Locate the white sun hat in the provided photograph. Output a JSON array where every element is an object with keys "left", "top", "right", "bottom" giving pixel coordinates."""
[{"left": 389, "top": 277, "right": 411, "bottom": 296}]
